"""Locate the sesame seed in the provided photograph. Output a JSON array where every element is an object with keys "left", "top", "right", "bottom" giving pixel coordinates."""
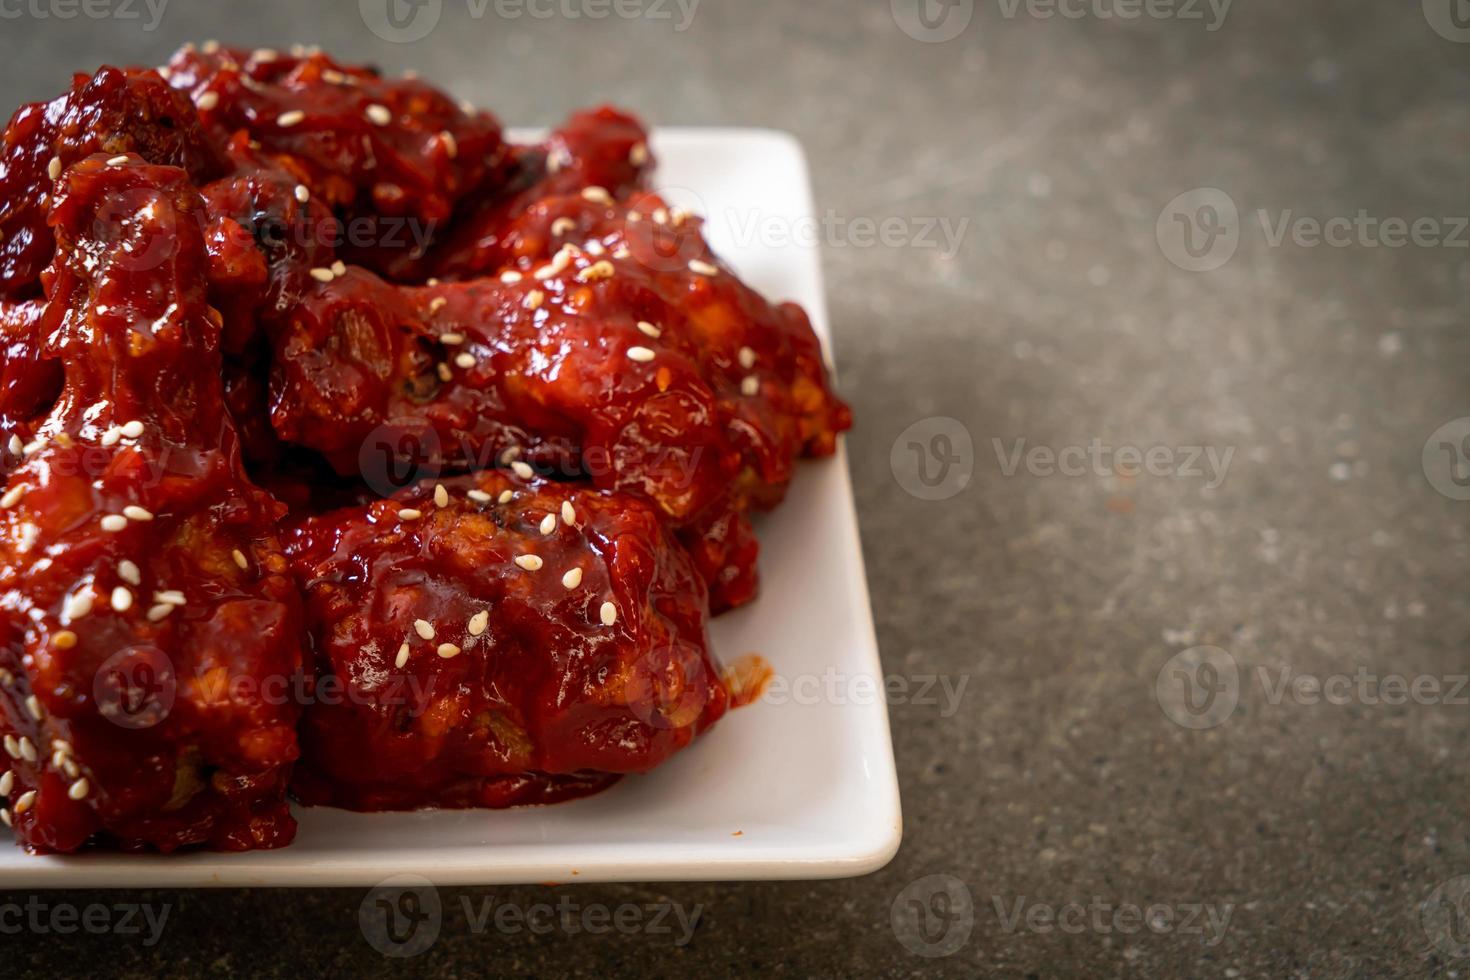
[
  {"left": 100, "top": 428, "right": 121, "bottom": 447},
  {"left": 581, "top": 186, "right": 612, "bottom": 205},
  {"left": 414, "top": 619, "right": 435, "bottom": 640},
  {"left": 562, "top": 567, "right": 583, "bottom": 590},
  {"left": 118, "top": 559, "right": 141, "bottom": 585},
  {"left": 437, "top": 643, "right": 461, "bottom": 659},
  {"left": 689, "top": 259, "right": 719, "bottom": 276},
  {"left": 436, "top": 363, "right": 453, "bottom": 382},
  {"left": 7, "top": 435, "right": 21, "bottom": 456},
  {"left": 653, "top": 209, "right": 669, "bottom": 225},
  {"left": 155, "top": 590, "right": 186, "bottom": 606},
  {"left": 742, "top": 376, "right": 761, "bottom": 397},
  {"left": 627, "top": 347, "right": 656, "bottom": 363},
  {"left": 440, "top": 131, "right": 458, "bottom": 158},
  {"left": 577, "top": 260, "right": 616, "bottom": 282},
  {"left": 100, "top": 515, "right": 127, "bottom": 532},
  {"left": 498, "top": 490, "right": 513, "bottom": 504},
  {"left": 122, "top": 505, "right": 153, "bottom": 522},
  {"left": 14, "top": 789, "right": 35, "bottom": 814},
  {"left": 0, "top": 771, "right": 11, "bottom": 795},
  {"left": 630, "top": 142, "right": 649, "bottom": 166},
  {"left": 467, "top": 489, "right": 492, "bottom": 504},
  {"left": 277, "top": 110, "right": 305, "bottom": 127},
  {"left": 18, "top": 738, "right": 36, "bottom": 763},
  {"left": 121, "top": 420, "right": 145, "bottom": 438},
  {"left": 637, "top": 321, "right": 661, "bottom": 339},
  {"left": 561, "top": 501, "right": 576, "bottom": 525},
  {"left": 600, "top": 602, "right": 618, "bottom": 627},
  {"left": 395, "top": 643, "right": 410, "bottom": 669},
  {"left": 61, "top": 758, "right": 78, "bottom": 778},
  {"left": 551, "top": 217, "right": 576, "bottom": 236},
  {"left": 468, "top": 610, "right": 489, "bottom": 637},
  {"left": 146, "top": 604, "right": 173, "bottom": 622},
  {"left": 366, "top": 104, "right": 392, "bottom": 126},
  {"left": 24, "top": 695, "right": 41, "bottom": 721},
  {"left": 398, "top": 508, "right": 423, "bottom": 522},
  {"left": 53, "top": 630, "right": 77, "bottom": 649},
  {"left": 2, "top": 736, "right": 16, "bottom": 758},
  {"left": 539, "top": 514, "right": 557, "bottom": 536},
  {"left": 294, "top": 184, "right": 310, "bottom": 203},
  {"left": 511, "top": 461, "right": 534, "bottom": 480},
  {"left": 628, "top": 210, "right": 643, "bottom": 222},
  {"left": 0, "top": 809, "right": 9, "bottom": 827},
  {"left": 63, "top": 590, "right": 93, "bottom": 621},
  {"left": 434, "top": 485, "right": 450, "bottom": 508},
  {"left": 500, "top": 271, "right": 523, "bottom": 284},
  {"left": 67, "top": 778, "right": 89, "bottom": 801},
  {"left": 584, "top": 240, "right": 605, "bottom": 257},
  {"left": 738, "top": 346, "right": 757, "bottom": 370},
  {"left": 310, "top": 267, "right": 335, "bottom": 283},
  {"left": 524, "top": 290, "right": 545, "bottom": 310},
  {"left": 331, "top": 260, "right": 347, "bottom": 276},
  {"left": 107, "top": 155, "right": 129, "bottom": 166},
  {"left": 232, "top": 549, "right": 249, "bottom": 570},
  {"left": 252, "top": 47, "right": 278, "bottom": 62},
  {"left": 454, "top": 353, "right": 476, "bottom": 370},
  {"left": 514, "top": 555, "right": 543, "bottom": 572},
  {"left": 197, "top": 91, "right": 220, "bottom": 111},
  {"left": 202, "top": 39, "right": 219, "bottom": 53},
  {"left": 438, "top": 327, "right": 460, "bottom": 341},
  {"left": 111, "top": 587, "right": 133, "bottom": 613},
  {"left": 47, "top": 157, "right": 61, "bottom": 180},
  {"left": 500, "top": 445, "right": 521, "bottom": 465},
  {"left": 0, "top": 485, "right": 27, "bottom": 509}
]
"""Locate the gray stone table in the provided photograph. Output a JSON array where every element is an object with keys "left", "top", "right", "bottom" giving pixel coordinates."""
[{"left": 2, "top": 0, "right": 1467, "bottom": 976}]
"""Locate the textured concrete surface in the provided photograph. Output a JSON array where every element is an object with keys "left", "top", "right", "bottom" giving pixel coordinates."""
[{"left": 3, "top": 0, "right": 1469, "bottom": 976}]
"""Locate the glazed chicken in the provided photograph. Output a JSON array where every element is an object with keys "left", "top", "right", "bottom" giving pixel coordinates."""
[
  {"left": 287, "top": 470, "right": 727, "bottom": 811},
  {"left": 0, "top": 156, "right": 304, "bottom": 853},
  {"left": 0, "top": 43, "right": 848, "bottom": 852}
]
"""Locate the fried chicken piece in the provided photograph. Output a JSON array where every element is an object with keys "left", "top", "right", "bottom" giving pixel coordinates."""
[
  {"left": 0, "top": 155, "right": 305, "bottom": 853},
  {"left": 286, "top": 470, "right": 728, "bottom": 811},
  {"left": 417, "top": 106, "right": 654, "bottom": 283},
  {"left": 163, "top": 43, "right": 506, "bottom": 247},
  {"left": 0, "top": 65, "right": 225, "bottom": 299}
]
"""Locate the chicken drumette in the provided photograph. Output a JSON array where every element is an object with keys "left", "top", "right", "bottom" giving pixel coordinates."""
[{"left": 0, "top": 156, "right": 305, "bottom": 853}]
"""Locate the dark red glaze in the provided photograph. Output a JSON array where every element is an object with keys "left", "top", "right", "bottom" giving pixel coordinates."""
[
  {"left": 164, "top": 44, "right": 506, "bottom": 230},
  {"left": 0, "top": 156, "right": 304, "bottom": 853},
  {"left": 421, "top": 106, "right": 654, "bottom": 283},
  {"left": 286, "top": 470, "right": 728, "bottom": 811},
  {"left": 0, "top": 44, "right": 850, "bottom": 847},
  {"left": 0, "top": 65, "right": 225, "bottom": 299}
]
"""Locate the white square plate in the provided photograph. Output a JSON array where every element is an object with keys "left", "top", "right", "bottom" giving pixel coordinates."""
[{"left": 0, "top": 129, "right": 901, "bottom": 887}]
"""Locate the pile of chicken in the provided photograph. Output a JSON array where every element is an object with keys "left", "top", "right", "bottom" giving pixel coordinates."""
[{"left": 0, "top": 44, "right": 850, "bottom": 853}]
